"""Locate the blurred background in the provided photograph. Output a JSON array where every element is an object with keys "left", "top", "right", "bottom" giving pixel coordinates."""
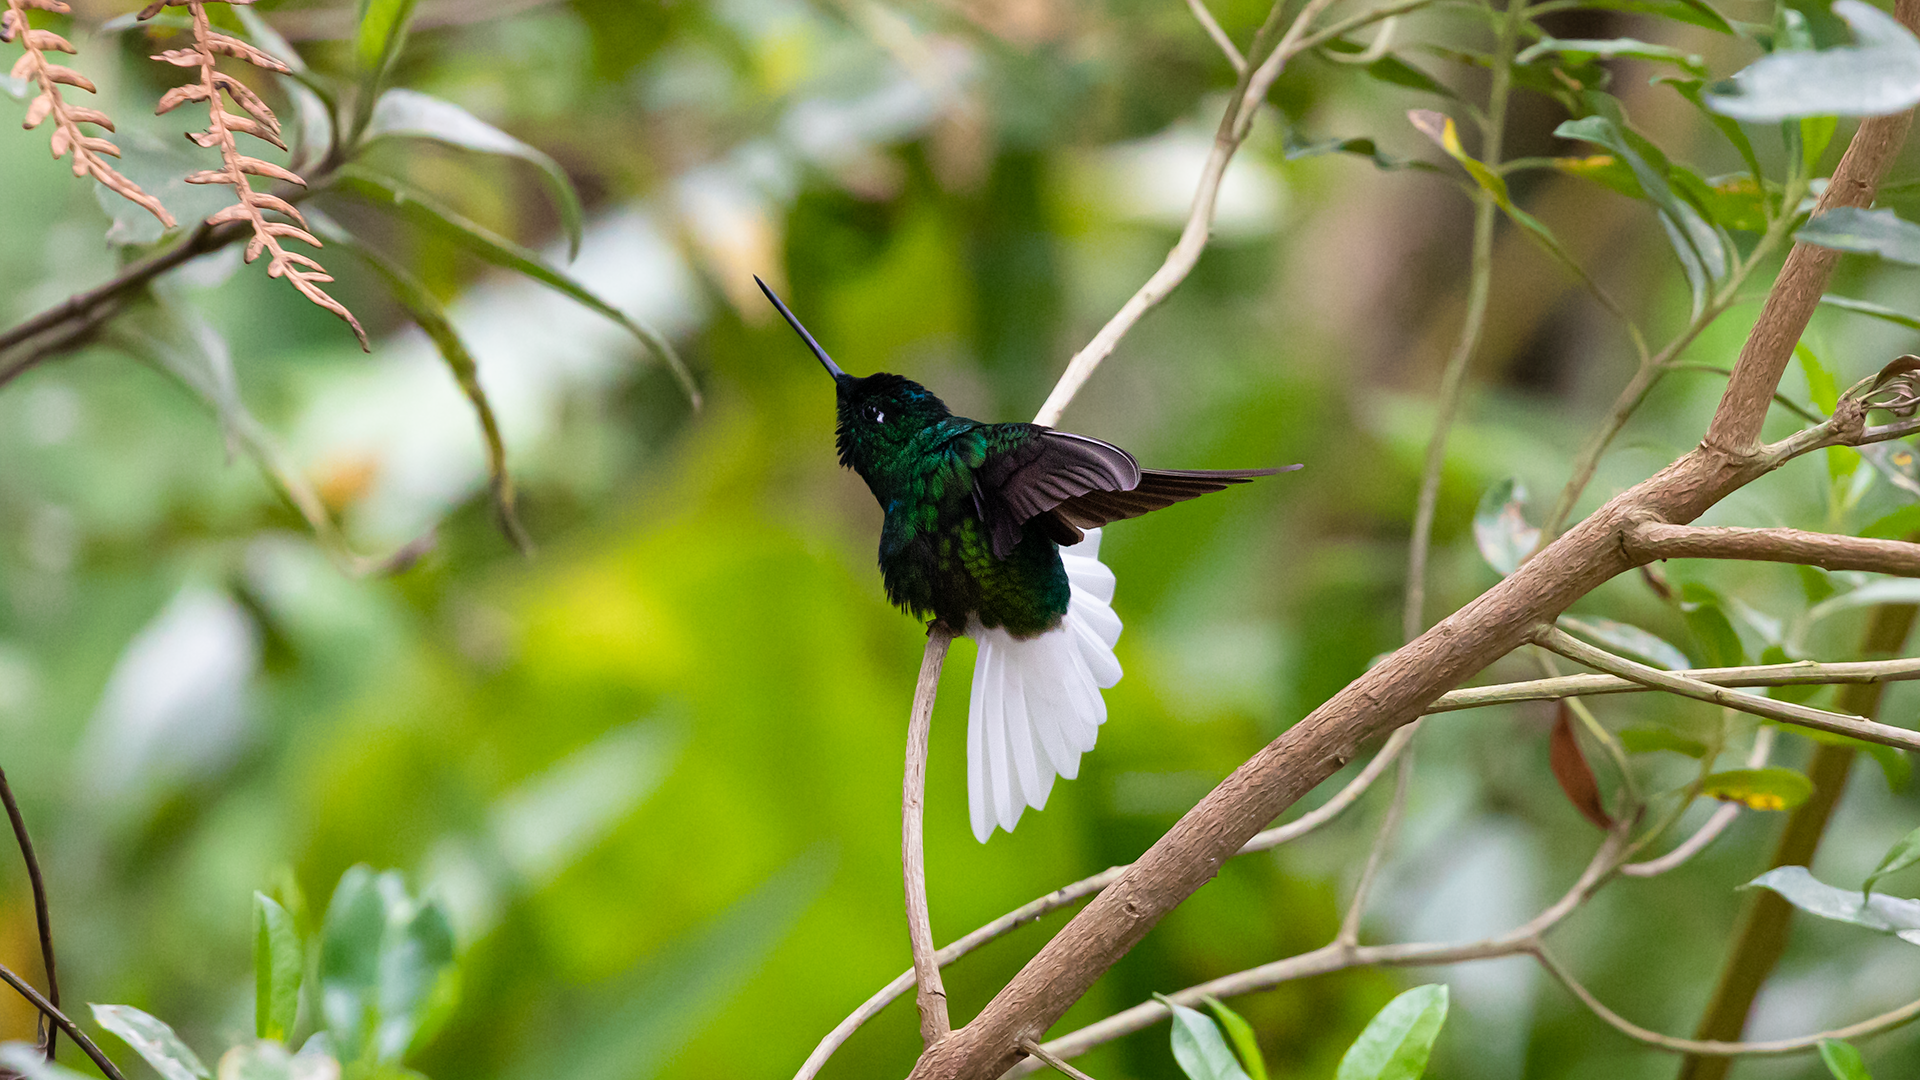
[{"left": 5, "top": 0, "right": 1920, "bottom": 1077}]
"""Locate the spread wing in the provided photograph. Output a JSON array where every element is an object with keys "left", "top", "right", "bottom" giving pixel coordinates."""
[{"left": 975, "top": 426, "right": 1298, "bottom": 558}]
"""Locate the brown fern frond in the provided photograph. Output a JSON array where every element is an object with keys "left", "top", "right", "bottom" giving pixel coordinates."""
[
  {"left": 4, "top": 0, "right": 175, "bottom": 227},
  {"left": 145, "top": 0, "right": 367, "bottom": 350}
]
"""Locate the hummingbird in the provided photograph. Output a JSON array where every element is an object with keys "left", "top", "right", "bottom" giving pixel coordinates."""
[{"left": 758, "top": 277, "right": 1298, "bottom": 841}]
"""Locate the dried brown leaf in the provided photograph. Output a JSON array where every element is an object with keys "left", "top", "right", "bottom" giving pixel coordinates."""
[
  {"left": 212, "top": 72, "right": 278, "bottom": 135},
  {"left": 204, "top": 31, "right": 288, "bottom": 74},
  {"left": 25, "top": 28, "right": 70, "bottom": 53},
  {"left": 63, "top": 105, "right": 112, "bottom": 129},
  {"left": 184, "top": 168, "right": 233, "bottom": 184},
  {"left": 284, "top": 266, "right": 368, "bottom": 349},
  {"left": 1, "top": 10, "right": 17, "bottom": 42},
  {"left": 47, "top": 124, "right": 67, "bottom": 158},
  {"left": 22, "top": 91, "right": 51, "bottom": 128},
  {"left": 156, "top": 83, "right": 211, "bottom": 114},
  {"left": 205, "top": 203, "right": 253, "bottom": 226},
  {"left": 40, "top": 64, "right": 93, "bottom": 92},
  {"left": 247, "top": 191, "right": 307, "bottom": 223},
  {"left": 10, "top": 51, "right": 36, "bottom": 80},
  {"left": 261, "top": 222, "right": 319, "bottom": 247},
  {"left": 150, "top": 47, "right": 203, "bottom": 67},
  {"left": 219, "top": 112, "right": 285, "bottom": 149},
  {"left": 79, "top": 135, "right": 117, "bottom": 157},
  {"left": 233, "top": 154, "right": 303, "bottom": 186},
  {"left": 1550, "top": 703, "right": 1613, "bottom": 830},
  {"left": 21, "top": 0, "right": 70, "bottom": 11}
]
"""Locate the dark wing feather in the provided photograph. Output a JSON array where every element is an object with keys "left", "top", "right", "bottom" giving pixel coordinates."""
[
  {"left": 976, "top": 428, "right": 1141, "bottom": 558},
  {"left": 1049, "top": 465, "right": 1301, "bottom": 531}
]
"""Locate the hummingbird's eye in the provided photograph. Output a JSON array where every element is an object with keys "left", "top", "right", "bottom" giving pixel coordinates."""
[{"left": 865, "top": 404, "right": 885, "bottom": 424}]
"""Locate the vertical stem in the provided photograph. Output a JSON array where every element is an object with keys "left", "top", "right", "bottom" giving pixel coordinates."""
[
  {"left": 1401, "top": 0, "right": 1525, "bottom": 641},
  {"left": 906, "top": 625, "right": 955, "bottom": 1045},
  {"left": 1676, "top": 601, "right": 1916, "bottom": 1080},
  {"left": 0, "top": 767, "right": 58, "bottom": 1061}
]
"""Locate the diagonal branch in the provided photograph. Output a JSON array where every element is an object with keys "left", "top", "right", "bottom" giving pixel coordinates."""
[
  {"left": 0, "top": 963, "right": 126, "bottom": 1080},
  {"left": 0, "top": 768, "right": 57, "bottom": 1060},
  {"left": 1626, "top": 522, "right": 1920, "bottom": 576}
]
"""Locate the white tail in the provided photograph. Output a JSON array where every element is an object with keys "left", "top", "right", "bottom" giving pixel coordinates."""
[{"left": 966, "top": 529, "right": 1123, "bottom": 842}]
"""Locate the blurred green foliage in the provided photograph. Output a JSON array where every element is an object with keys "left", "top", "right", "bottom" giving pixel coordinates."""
[{"left": 6, "top": 0, "right": 1920, "bottom": 1078}]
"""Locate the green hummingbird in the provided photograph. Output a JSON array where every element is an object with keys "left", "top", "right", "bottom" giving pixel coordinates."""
[{"left": 758, "top": 277, "right": 1297, "bottom": 840}]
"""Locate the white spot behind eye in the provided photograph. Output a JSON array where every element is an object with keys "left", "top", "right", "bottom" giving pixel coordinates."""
[{"left": 874, "top": 410, "right": 885, "bottom": 424}]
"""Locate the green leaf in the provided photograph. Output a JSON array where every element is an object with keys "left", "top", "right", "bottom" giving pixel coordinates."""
[
  {"left": 1678, "top": 582, "right": 1746, "bottom": 667},
  {"left": 1803, "top": 114, "right": 1840, "bottom": 172},
  {"left": 1798, "top": 206, "right": 1920, "bottom": 264},
  {"left": 1162, "top": 997, "right": 1253, "bottom": 1080},
  {"left": 1820, "top": 1038, "right": 1874, "bottom": 1080},
  {"left": 1658, "top": 77, "right": 1763, "bottom": 182},
  {"left": 1863, "top": 825, "right": 1920, "bottom": 895},
  {"left": 317, "top": 867, "right": 460, "bottom": 1066},
  {"left": 1785, "top": 724, "right": 1912, "bottom": 792},
  {"left": 354, "top": 0, "right": 420, "bottom": 88},
  {"left": 1797, "top": 342, "right": 1841, "bottom": 413},
  {"left": 1515, "top": 37, "right": 1706, "bottom": 76},
  {"left": 213, "top": 1042, "right": 339, "bottom": 1080},
  {"left": 1861, "top": 502, "right": 1920, "bottom": 539},
  {"left": 319, "top": 866, "right": 387, "bottom": 1063},
  {"left": 328, "top": 166, "right": 699, "bottom": 407},
  {"left": 1706, "top": 0, "right": 1920, "bottom": 121},
  {"left": 1807, "top": 578, "right": 1920, "bottom": 625},
  {"left": 1203, "top": 997, "right": 1268, "bottom": 1080},
  {"left": 1556, "top": 114, "right": 1729, "bottom": 314},
  {"left": 255, "top": 892, "right": 304, "bottom": 1041},
  {"left": 0, "top": 1044, "right": 97, "bottom": 1080},
  {"left": 1745, "top": 865, "right": 1920, "bottom": 944},
  {"left": 90, "top": 1004, "right": 209, "bottom": 1080},
  {"left": 1559, "top": 615, "right": 1693, "bottom": 671},
  {"left": 1701, "top": 767, "right": 1814, "bottom": 810},
  {"left": 1472, "top": 477, "right": 1539, "bottom": 575},
  {"left": 1619, "top": 726, "right": 1709, "bottom": 757},
  {"left": 1821, "top": 293, "right": 1920, "bottom": 331},
  {"left": 1578, "top": 0, "right": 1734, "bottom": 34},
  {"left": 309, "top": 208, "right": 532, "bottom": 554},
  {"left": 1334, "top": 984, "right": 1449, "bottom": 1080},
  {"left": 360, "top": 88, "right": 584, "bottom": 261}
]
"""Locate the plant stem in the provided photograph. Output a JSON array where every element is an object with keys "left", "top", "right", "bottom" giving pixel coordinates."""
[
  {"left": 906, "top": 625, "right": 955, "bottom": 1045},
  {"left": 0, "top": 768, "right": 57, "bottom": 1060}
]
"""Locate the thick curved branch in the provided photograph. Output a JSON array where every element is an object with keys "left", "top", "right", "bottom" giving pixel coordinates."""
[
  {"left": 907, "top": 13, "right": 1920, "bottom": 1070},
  {"left": 1627, "top": 522, "right": 1920, "bottom": 576},
  {"left": 905, "top": 627, "right": 953, "bottom": 1045}
]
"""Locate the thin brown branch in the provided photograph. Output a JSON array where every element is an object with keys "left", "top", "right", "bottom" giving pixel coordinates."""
[
  {"left": 0, "top": 768, "right": 57, "bottom": 1060},
  {"left": 1183, "top": 0, "right": 1244, "bottom": 73},
  {"left": 1627, "top": 522, "right": 1920, "bottom": 577},
  {"left": 0, "top": 964, "right": 127, "bottom": 1080},
  {"left": 905, "top": 625, "right": 954, "bottom": 1046},
  {"left": 5, "top": 0, "right": 175, "bottom": 227},
  {"left": 1018, "top": 1039, "right": 1100, "bottom": 1080},
  {"left": 1336, "top": 733, "right": 1412, "bottom": 947},
  {"left": 1620, "top": 727, "right": 1773, "bottom": 879},
  {"left": 1535, "top": 625, "right": 1920, "bottom": 752},
  {"left": 147, "top": 0, "right": 367, "bottom": 350},
  {"left": 1429, "top": 656, "right": 1920, "bottom": 711},
  {"left": 906, "top": 13, "right": 1920, "bottom": 1066}
]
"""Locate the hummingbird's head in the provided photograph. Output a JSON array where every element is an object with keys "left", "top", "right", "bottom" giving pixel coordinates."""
[{"left": 755, "top": 275, "right": 951, "bottom": 476}]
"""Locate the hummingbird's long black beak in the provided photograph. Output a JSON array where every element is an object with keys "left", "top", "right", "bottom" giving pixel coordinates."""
[{"left": 755, "top": 276, "right": 845, "bottom": 380}]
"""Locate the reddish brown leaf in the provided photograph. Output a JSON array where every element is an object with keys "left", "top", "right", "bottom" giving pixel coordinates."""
[{"left": 1551, "top": 703, "right": 1613, "bottom": 830}]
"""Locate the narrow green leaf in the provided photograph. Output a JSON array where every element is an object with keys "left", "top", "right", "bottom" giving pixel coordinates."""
[
  {"left": 90, "top": 1004, "right": 209, "bottom": 1080},
  {"left": 1472, "top": 477, "right": 1539, "bottom": 575},
  {"left": 1556, "top": 115, "right": 1729, "bottom": 311},
  {"left": 1820, "top": 1038, "right": 1874, "bottom": 1080},
  {"left": 255, "top": 892, "right": 304, "bottom": 1041},
  {"left": 1798, "top": 206, "right": 1920, "bottom": 264},
  {"left": 1864, "top": 825, "right": 1920, "bottom": 895},
  {"left": 360, "top": 88, "right": 583, "bottom": 261},
  {"left": 371, "top": 894, "right": 457, "bottom": 1063},
  {"left": 1619, "top": 726, "right": 1709, "bottom": 758},
  {"left": 1706, "top": 0, "right": 1920, "bottom": 121},
  {"left": 1202, "top": 996, "right": 1268, "bottom": 1080},
  {"left": 1559, "top": 615, "right": 1693, "bottom": 671},
  {"left": 1803, "top": 114, "right": 1840, "bottom": 172},
  {"left": 1161, "top": 997, "right": 1252, "bottom": 1080},
  {"left": 1678, "top": 582, "right": 1746, "bottom": 667},
  {"left": 328, "top": 166, "right": 699, "bottom": 407},
  {"left": 1702, "top": 767, "right": 1814, "bottom": 811},
  {"left": 1821, "top": 293, "right": 1920, "bottom": 331},
  {"left": 1745, "top": 865, "right": 1920, "bottom": 944},
  {"left": 1334, "top": 985, "right": 1449, "bottom": 1080},
  {"left": 1516, "top": 37, "right": 1706, "bottom": 76},
  {"left": 354, "top": 0, "right": 420, "bottom": 87},
  {"left": 1807, "top": 578, "right": 1920, "bottom": 625},
  {"left": 1579, "top": 0, "right": 1734, "bottom": 34},
  {"left": 319, "top": 866, "right": 387, "bottom": 1063},
  {"left": 309, "top": 208, "right": 532, "bottom": 555}
]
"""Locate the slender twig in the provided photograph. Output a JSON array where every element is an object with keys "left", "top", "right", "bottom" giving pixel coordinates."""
[
  {"left": 1403, "top": 0, "right": 1523, "bottom": 639},
  {"left": 1534, "top": 946, "right": 1920, "bottom": 1056},
  {"left": 905, "top": 626, "right": 954, "bottom": 1045},
  {"left": 1428, "top": 656, "right": 1920, "bottom": 711},
  {"left": 0, "top": 768, "right": 57, "bottom": 1059},
  {"left": 1184, "top": 0, "right": 1245, "bottom": 73},
  {"left": 1621, "top": 727, "right": 1774, "bottom": 878},
  {"left": 1336, "top": 739, "right": 1412, "bottom": 947},
  {"left": 1018, "top": 1040, "right": 1101, "bottom": 1080},
  {"left": 1535, "top": 625, "right": 1920, "bottom": 752},
  {"left": 0, "top": 964, "right": 126, "bottom": 1080},
  {"left": 1625, "top": 522, "right": 1920, "bottom": 577}
]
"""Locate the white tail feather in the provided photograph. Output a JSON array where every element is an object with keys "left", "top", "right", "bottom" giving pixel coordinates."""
[{"left": 966, "top": 528, "right": 1123, "bottom": 842}]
